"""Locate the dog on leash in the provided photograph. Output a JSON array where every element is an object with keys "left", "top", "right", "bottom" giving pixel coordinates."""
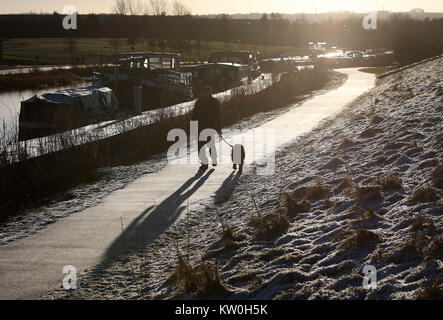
[{"left": 231, "top": 144, "right": 246, "bottom": 173}]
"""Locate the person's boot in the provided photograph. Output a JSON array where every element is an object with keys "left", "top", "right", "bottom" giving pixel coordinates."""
[
  {"left": 199, "top": 164, "right": 208, "bottom": 171},
  {"left": 233, "top": 164, "right": 237, "bottom": 170},
  {"left": 238, "top": 164, "right": 243, "bottom": 173},
  {"left": 212, "top": 162, "right": 217, "bottom": 167}
]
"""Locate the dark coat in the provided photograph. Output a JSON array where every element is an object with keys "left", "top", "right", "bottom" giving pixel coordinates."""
[{"left": 191, "top": 95, "right": 221, "bottom": 133}]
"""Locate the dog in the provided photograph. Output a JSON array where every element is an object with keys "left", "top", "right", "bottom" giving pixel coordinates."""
[{"left": 231, "top": 144, "right": 246, "bottom": 173}]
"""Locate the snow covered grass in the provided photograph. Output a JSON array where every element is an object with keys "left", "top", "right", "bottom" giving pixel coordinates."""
[
  {"left": 168, "top": 257, "right": 233, "bottom": 299},
  {"left": 46, "top": 57, "right": 442, "bottom": 300}
]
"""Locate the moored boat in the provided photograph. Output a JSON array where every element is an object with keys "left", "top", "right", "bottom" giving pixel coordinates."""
[
  {"left": 94, "top": 52, "right": 193, "bottom": 112},
  {"left": 192, "top": 50, "right": 261, "bottom": 95},
  {"left": 19, "top": 86, "right": 120, "bottom": 141}
]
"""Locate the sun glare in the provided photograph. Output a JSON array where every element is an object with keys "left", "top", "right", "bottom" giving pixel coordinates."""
[{"left": 289, "top": 0, "right": 378, "bottom": 13}]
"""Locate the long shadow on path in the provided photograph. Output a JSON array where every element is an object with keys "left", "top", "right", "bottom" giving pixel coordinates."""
[
  {"left": 214, "top": 171, "right": 242, "bottom": 204},
  {"left": 103, "top": 169, "right": 215, "bottom": 260}
]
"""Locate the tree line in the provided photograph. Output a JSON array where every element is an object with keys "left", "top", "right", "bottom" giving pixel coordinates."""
[{"left": 113, "top": 0, "right": 191, "bottom": 16}]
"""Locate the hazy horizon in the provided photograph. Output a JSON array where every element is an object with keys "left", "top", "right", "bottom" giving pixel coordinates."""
[{"left": 0, "top": 0, "right": 442, "bottom": 15}]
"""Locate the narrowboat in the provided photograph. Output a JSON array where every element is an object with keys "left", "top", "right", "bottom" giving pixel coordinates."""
[
  {"left": 192, "top": 51, "right": 261, "bottom": 95},
  {"left": 94, "top": 52, "right": 192, "bottom": 112},
  {"left": 19, "top": 86, "right": 120, "bottom": 141}
]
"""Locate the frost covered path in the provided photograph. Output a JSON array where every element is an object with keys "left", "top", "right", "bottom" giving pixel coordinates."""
[{"left": 0, "top": 68, "right": 374, "bottom": 299}]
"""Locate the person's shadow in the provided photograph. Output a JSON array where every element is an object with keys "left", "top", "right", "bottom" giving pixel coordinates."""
[
  {"left": 103, "top": 169, "right": 215, "bottom": 260},
  {"left": 214, "top": 171, "right": 242, "bottom": 204}
]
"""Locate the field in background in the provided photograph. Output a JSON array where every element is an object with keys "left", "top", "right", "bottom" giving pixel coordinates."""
[{"left": 3, "top": 38, "right": 309, "bottom": 65}]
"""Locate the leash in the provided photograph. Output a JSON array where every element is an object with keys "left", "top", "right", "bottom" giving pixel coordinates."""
[{"left": 219, "top": 134, "right": 233, "bottom": 148}]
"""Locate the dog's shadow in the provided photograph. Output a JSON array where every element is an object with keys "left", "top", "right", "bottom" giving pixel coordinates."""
[{"left": 214, "top": 171, "right": 242, "bottom": 204}]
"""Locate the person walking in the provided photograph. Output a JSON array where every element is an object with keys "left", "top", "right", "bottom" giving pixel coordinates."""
[{"left": 191, "top": 86, "right": 221, "bottom": 171}]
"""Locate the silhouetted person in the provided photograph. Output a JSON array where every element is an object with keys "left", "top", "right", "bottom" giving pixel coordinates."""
[{"left": 191, "top": 86, "right": 221, "bottom": 171}]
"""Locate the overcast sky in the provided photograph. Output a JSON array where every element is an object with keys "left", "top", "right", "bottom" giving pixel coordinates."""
[{"left": 1, "top": 0, "right": 442, "bottom": 14}]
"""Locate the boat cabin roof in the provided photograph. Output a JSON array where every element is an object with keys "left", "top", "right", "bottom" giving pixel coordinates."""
[
  {"left": 22, "top": 86, "right": 115, "bottom": 104},
  {"left": 193, "top": 62, "right": 243, "bottom": 70},
  {"left": 118, "top": 52, "right": 181, "bottom": 61}
]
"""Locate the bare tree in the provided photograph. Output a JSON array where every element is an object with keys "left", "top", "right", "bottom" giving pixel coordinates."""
[
  {"left": 172, "top": 0, "right": 191, "bottom": 16},
  {"left": 128, "top": 0, "right": 144, "bottom": 14},
  {"left": 113, "top": 0, "right": 128, "bottom": 14},
  {"left": 150, "top": 0, "right": 168, "bottom": 15},
  {"left": 113, "top": 0, "right": 144, "bottom": 15}
]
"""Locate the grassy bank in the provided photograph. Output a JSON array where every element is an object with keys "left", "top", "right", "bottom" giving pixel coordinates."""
[
  {"left": 0, "top": 68, "right": 336, "bottom": 222},
  {"left": 358, "top": 66, "right": 397, "bottom": 75},
  {"left": 164, "top": 58, "right": 442, "bottom": 300},
  {"left": 0, "top": 67, "right": 94, "bottom": 92}
]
